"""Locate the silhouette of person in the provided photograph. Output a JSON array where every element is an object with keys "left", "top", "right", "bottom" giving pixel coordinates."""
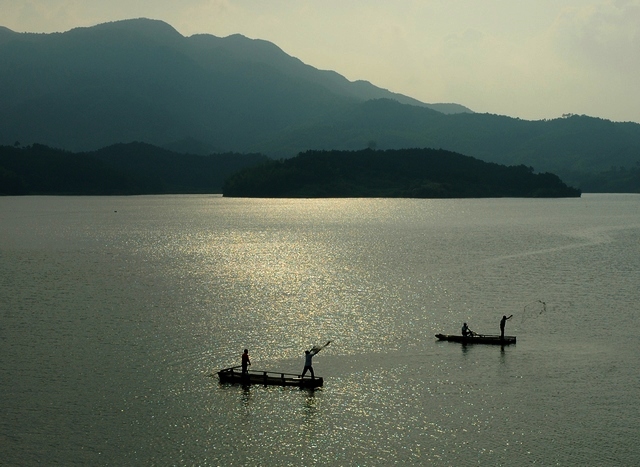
[
  {"left": 241, "top": 349, "right": 250, "bottom": 375},
  {"left": 301, "top": 347, "right": 320, "bottom": 379},
  {"left": 500, "top": 315, "right": 513, "bottom": 339}
]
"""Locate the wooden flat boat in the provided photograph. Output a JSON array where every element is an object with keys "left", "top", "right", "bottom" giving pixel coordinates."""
[
  {"left": 435, "top": 333, "right": 516, "bottom": 345},
  {"left": 217, "top": 366, "right": 324, "bottom": 388}
]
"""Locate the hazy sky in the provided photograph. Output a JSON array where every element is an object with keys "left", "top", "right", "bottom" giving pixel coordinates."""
[{"left": 3, "top": 0, "right": 639, "bottom": 123}]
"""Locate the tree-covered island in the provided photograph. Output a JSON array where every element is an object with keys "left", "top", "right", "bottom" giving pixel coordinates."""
[{"left": 223, "top": 148, "right": 581, "bottom": 198}]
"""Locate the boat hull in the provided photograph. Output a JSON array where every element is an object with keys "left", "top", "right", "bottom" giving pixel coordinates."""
[
  {"left": 435, "top": 334, "right": 516, "bottom": 345},
  {"left": 217, "top": 367, "right": 323, "bottom": 388}
]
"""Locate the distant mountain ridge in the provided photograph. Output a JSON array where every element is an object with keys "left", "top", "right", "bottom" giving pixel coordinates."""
[
  {"left": 0, "top": 18, "right": 469, "bottom": 153},
  {"left": 1, "top": 18, "right": 639, "bottom": 192}
]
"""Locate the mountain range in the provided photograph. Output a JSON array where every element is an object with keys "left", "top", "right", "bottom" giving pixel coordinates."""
[
  {"left": 1, "top": 18, "right": 639, "bottom": 192},
  {"left": 0, "top": 18, "right": 467, "bottom": 153}
]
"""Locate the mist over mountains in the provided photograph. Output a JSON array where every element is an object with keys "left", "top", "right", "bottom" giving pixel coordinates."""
[{"left": 1, "top": 18, "right": 639, "bottom": 192}]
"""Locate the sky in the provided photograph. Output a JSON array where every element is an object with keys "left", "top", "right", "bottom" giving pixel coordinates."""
[{"left": 2, "top": 0, "right": 640, "bottom": 123}]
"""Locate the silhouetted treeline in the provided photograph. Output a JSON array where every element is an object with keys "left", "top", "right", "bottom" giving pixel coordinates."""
[
  {"left": 222, "top": 148, "right": 581, "bottom": 198},
  {"left": 0, "top": 143, "right": 269, "bottom": 195}
]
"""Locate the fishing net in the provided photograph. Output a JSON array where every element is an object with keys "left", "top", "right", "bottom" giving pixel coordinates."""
[
  {"left": 519, "top": 300, "right": 547, "bottom": 329},
  {"left": 311, "top": 341, "right": 332, "bottom": 353}
]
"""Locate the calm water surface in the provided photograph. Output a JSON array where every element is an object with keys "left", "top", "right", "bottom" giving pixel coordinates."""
[{"left": 1, "top": 194, "right": 639, "bottom": 465}]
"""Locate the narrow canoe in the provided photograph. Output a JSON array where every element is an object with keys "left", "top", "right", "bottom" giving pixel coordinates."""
[
  {"left": 435, "top": 333, "right": 516, "bottom": 345},
  {"left": 217, "top": 366, "right": 324, "bottom": 388}
]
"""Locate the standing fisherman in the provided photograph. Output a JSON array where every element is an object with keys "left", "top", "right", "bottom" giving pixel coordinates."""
[
  {"left": 500, "top": 315, "right": 513, "bottom": 339},
  {"left": 241, "top": 349, "right": 251, "bottom": 376},
  {"left": 300, "top": 341, "right": 331, "bottom": 379}
]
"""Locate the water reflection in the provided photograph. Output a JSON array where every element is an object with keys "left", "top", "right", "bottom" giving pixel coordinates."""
[
  {"left": 299, "top": 388, "right": 321, "bottom": 451},
  {"left": 237, "top": 386, "right": 253, "bottom": 432},
  {"left": 301, "top": 388, "right": 317, "bottom": 422},
  {"left": 241, "top": 386, "right": 252, "bottom": 408}
]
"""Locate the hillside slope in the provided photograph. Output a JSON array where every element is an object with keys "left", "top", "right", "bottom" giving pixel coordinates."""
[
  {"left": 0, "top": 18, "right": 468, "bottom": 153},
  {"left": 223, "top": 148, "right": 581, "bottom": 198}
]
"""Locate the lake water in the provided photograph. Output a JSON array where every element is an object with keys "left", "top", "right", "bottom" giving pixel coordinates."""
[{"left": 1, "top": 194, "right": 639, "bottom": 465}]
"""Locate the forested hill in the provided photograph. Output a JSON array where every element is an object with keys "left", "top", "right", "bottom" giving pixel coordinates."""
[
  {"left": 1, "top": 19, "right": 639, "bottom": 192},
  {"left": 222, "top": 148, "right": 581, "bottom": 198},
  {"left": 0, "top": 143, "right": 268, "bottom": 195},
  {"left": 0, "top": 18, "right": 468, "bottom": 154}
]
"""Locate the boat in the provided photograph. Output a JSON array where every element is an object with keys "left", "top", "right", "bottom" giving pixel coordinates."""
[
  {"left": 217, "top": 366, "right": 324, "bottom": 388},
  {"left": 435, "top": 333, "right": 516, "bottom": 345}
]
